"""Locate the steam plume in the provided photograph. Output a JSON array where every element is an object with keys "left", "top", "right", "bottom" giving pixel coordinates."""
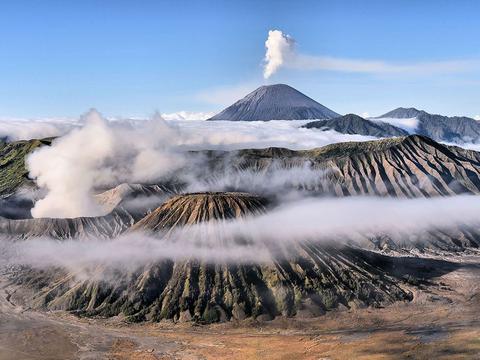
[
  {"left": 27, "top": 109, "right": 185, "bottom": 218},
  {"left": 262, "top": 29, "right": 479, "bottom": 78},
  {"left": 263, "top": 29, "right": 295, "bottom": 79}
]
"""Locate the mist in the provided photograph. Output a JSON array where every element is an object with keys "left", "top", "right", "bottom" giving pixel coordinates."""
[
  {"left": 0, "top": 106, "right": 472, "bottom": 220},
  {"left": 25, "top": 111, "right": 376, "bottom": 218},
  {"left": 3, "top": 194, "right": 480, "bottom": 276},
  {"left": 27, "top": 110, "right": 186, "bottom": 218}
]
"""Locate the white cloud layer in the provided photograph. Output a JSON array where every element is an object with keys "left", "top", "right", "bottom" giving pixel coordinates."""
[
  {"left": 371, "top": 117, "right": 419, "bottom": 133},
  {"left": 263, "top": 29, "right": 480, "bottom": 78},
  {"left": 25, "top": 113, "right": 378, "bottom": 218},
  {"left": 5, "top": 195, "right": 480, "bottom": 269},
  {"left": 0, "top": 117, "right": 79, "bottom": 141},
  {"left": 5, "top": 110, "right": 479, "bottom": 219},
  {"left": 161, "top": 111, "right": 215, "bottom": 121}
]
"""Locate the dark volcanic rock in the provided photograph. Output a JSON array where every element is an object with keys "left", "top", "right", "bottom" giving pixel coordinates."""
[
  {"left": 208, "top": 84, "right": 339, "bottom": 121},
  {"left": 303, "top": 114, "right": 408, "bottom": 137}
]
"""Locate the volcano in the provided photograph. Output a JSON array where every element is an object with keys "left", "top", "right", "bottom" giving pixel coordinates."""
[
  {"left": 130, "top": 192, "right": 267, "bottom": 231},
  {"left": 4, "top": 136, "right": 480, "bottom": 323},
  {"left": 207, "top": 84, "right": 339, "bottom": 121},
  {"left": 11, "top": 192, "right": 413, "bottom": 323}
]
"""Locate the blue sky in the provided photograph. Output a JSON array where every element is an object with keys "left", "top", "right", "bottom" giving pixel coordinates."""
[{"left": 0, "top": 0, "right": 479, "bottom": 118}]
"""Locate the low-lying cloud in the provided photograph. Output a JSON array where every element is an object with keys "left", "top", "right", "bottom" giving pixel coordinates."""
[
  {"left": 371, "top": 116, "right": 419, "bottom": 133},
  {"left": 11, "top": 108, "right": 480, "bottom": 219},
  {"left": 25, "top": 112, "right": 379, "bottom": 218},
  {"left": 0, "top": 117, "right": 79, "bottom": 141},
  {"left": 4, "top": 195, "right": 480, "bottom": 272}
]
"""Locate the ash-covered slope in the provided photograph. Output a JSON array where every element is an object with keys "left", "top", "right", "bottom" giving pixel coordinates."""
[
  {"left": 208, "top": 84, "right": 339, "bottom": 121},
  {"left": 377, "top": 107, "right": 480, "bottom": 143},
  {"left": 205, "top": 135, "right": 480, "bottom": 198},
  {"left": 7, "top": 136, "right": 480, "bottom": 322},
  {"left": 130, "top": 192, "right": 267, "bottom": 232},
  {"left": 0, "top": 183, "right": 174, "bottom": 239},
  {"left": 303, "top": 114, "right": 408, "bottom": 137},
  {"left": 0, "top": 210, "right": 134, "bottom": 239},
  {"left": 203, "top": 136, "right": 480, "bottom": 252},
  {"left": 95, "top": 183, "right": 176, "bottom": 217},
  {"left": 14, "top": 192, "right": 413, "bottom": 323}
]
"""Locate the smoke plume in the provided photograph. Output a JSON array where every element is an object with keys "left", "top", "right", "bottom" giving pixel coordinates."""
[
  {"left": 262, "top": 29, "right": 479, "bottom": 78},
  {"left": 263, "top": 29, "right": 296, "bottom": 79},
  {"left": 27, "top": 109, "right": 185, "bottom": 218}
]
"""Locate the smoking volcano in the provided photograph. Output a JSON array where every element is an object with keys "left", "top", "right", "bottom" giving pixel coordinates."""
[{"left": 6, "top": 192, "right": 414, "bottom": 323}]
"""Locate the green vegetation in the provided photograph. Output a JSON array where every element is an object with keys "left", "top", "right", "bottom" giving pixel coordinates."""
[{"left": 0, "top": 138, "right": 51, "bottom": 196}]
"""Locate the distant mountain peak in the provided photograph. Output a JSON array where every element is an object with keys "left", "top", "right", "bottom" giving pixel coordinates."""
[
  {"left": 303, "top": 113, "right": 408, "bottom": 137},
  {"left": 208, "top": 84, "right": 339, "bottom": 121},
  {"left": 375, "top": 107, "right": 480, "bottom": 143},
  {"left": 377, "top": 107, "right": 427, "bottom": 119}
]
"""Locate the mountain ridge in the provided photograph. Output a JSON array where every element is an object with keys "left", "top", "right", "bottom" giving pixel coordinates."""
[
  {"left": 377, "top": 107, "right": 480, "bottom": 143},
  {"left": 303, "top": 113, "right": 408, "bottom": 137}
]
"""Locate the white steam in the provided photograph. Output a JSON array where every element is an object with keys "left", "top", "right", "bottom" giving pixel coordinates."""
[
  {"left": 262, "top": 29, "right": 479, "bottom": 78},
  {"left": 263, "top": 29, "right": 296, "bottom": 79},
  {"left": 27, "top": 109, "right": 185, "bottom": 218},
  {"left": 185, "top": 162, "right": 330, "bottom": 197},
  {"left": 21, "top": 109, "right": 480, "bottom": 219},
  {"left": 26, "top": 114, "right": 378, "bottom": 218}
]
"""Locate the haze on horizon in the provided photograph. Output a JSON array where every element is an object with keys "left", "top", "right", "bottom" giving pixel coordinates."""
[{"left": 0, "top": 0, "right": 479, "bottom": 119}]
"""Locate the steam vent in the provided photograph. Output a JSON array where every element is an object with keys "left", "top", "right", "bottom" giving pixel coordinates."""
[{"left": 13, "top": 191, "right": 413, "bottom": 323}]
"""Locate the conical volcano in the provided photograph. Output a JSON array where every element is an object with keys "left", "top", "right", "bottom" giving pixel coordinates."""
[
  {"left": 131, "top": 192, "right": 268, "bottom": 231},
  {"left": 208, "top": 84, "right": 339, "bottom": 121}
]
